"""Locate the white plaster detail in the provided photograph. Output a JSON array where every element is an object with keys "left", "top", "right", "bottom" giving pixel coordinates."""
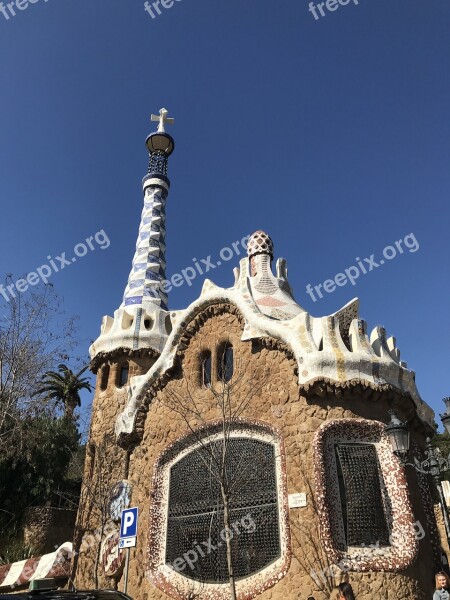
[
  {"left": 90, "top": 305, "right": 175, "bottom": 356},
  {"left": 143, "top": 178, "right": 169, "bottom": 192},
  {"left": 115, "top": 252, "right": 434, "bottom": 439}
]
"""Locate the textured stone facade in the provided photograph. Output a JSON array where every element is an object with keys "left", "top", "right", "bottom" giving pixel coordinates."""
[
  {"left": 22, "top": 507, "right": 76, "bottom": 555},
  {"left": 73, "top": 120, "right": 443, "bottom": 600},
  {"left": 74, "top": 307, "right": 444, "bottom": 600}
]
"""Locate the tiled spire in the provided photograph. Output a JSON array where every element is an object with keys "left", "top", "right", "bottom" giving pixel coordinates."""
[{"left": 121, "top": 109, "right": 175, "bottom": 311}]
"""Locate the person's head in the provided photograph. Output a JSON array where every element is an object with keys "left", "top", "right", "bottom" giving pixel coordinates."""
[
  {"left": 435, "top": 571, "right": 450, "bottom": 590},
  {"left": 337, "top": 582, "right": 356, "bottom": 600}
]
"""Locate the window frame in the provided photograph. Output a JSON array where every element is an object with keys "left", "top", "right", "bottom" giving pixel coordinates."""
[
  {"left": 147, "top": 422, "right": 291, "bottom": 600},
  {"left": 313, "top": 418, "right": 419, "bottom": 571},
  {"left": 334, "top": 442, "right": 390, "bottom": 548},
  {"left": 199, "top": 350, "right": 212, "bottom": 388},
  {"left": 217, "top": 343, "right": 234, "bottom": 383}
]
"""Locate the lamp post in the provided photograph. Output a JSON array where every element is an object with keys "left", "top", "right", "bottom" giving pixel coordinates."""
[
  {"left": 440, "top": 397, "right": 450, "bottom": 437},
  {"left": 385, "top": 405, "right": 450, "bottom": 549},
  {"left": 384, "top": 410, "right": 410, "bottom": 459}
]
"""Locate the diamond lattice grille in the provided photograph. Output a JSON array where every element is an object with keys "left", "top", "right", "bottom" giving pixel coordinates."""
[
  {"left": 335, "top": 443, "right": 390, "bottom": 547},
  {"left": 166, "top": 437, "right": 281, "bottom": 583}
]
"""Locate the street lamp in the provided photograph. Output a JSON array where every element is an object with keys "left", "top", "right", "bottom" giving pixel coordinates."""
[
  {"left": 384, "top": 410, "right": 410, "bottom": 459},
  {"left": 440, "top": 397, "right": 450, "bottom": 436},
  {"left": 385, "top": 402, "right": 450, "bottom": 549}
]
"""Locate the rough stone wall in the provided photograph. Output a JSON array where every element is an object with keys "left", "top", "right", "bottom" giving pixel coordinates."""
[
  {"left": 22, "top": 507, "right": 76, "bottom": 555},
  {"left": 73, "top": 351, "right": 156, "bottom": 588},
  {"left": 74, "top": 308, "right": 438, "bottom": 600},
  {"left": 434, "top": 503, "right": 450, "bottom": 563}
]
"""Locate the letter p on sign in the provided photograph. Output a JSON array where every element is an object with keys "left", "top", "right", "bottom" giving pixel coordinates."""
[{"left": 120, "top": 507, "right": 138, "bottom": 539}]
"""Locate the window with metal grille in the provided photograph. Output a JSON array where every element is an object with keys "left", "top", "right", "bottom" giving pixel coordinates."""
[
  {"left": 166, "top": 437, "right": 280, "bottom": 583},
  {"left": 217, "top": 344, "right": 233, "bottom": 383},
  {"left": 335, "top": 443, "right": 390, "bottom": 547}
]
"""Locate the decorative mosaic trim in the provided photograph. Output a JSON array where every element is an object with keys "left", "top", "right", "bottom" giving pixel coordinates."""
[
  {"left": 146, "top": 419, "right": 291, "bottom": 600},
  {"left": 116, "top": 279, "right": 433, "bottom": 445},
  {"left": 90, "top": 346, "right": 160, "bottom": 374},
  {"left": 124, "top": 302, "right": 293, "bottom": 446},
  {"left": 0, "top": 543, "right": 72, "bottom": 590},
  {"left": 313, "top": 419, "right": 419, "bottom": 571}
]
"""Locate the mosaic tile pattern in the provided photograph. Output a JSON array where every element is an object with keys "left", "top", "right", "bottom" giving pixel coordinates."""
[
  {"left": 247, "top": 230, "right": 274, "bottom": 259},
  {"left": 122, "top": 185, "right": 169, "bottom": 310},
  {"left": 115, "top": 234, "right": 434, "bottom": 440},
  {"left": 0, "top": 543, "right": 72, "bottom": 590},
  {"left": 313, "top": 419, "right": 419, "bottom": 571},
  {"left": 146, "top": 420, "right": 291, "bottom": 600}
]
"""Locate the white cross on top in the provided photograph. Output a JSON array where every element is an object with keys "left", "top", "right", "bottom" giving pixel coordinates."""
[{"left": 151, "top": 108, "right": 175, "bottom": 133}]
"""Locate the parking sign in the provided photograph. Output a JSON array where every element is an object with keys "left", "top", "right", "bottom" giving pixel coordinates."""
[{"left": 120, "top": 507, "right": 138, "bottom": 540}]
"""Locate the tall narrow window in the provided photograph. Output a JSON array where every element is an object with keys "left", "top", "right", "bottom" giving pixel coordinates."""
[
  {"left": 218, "top": 343, "right": 233, "bottom": 383},
  {"left": 335, "top": 443, "right": 389, "bottom": 547},
  {"left": 100, "top": 365, "right": 109, "bottom": 391},
  {"left": 200, "top": 351, "right": 212, "bottom": 387},
  {"left": 118, "top": 364, "right": 129, "bottom": 388}
]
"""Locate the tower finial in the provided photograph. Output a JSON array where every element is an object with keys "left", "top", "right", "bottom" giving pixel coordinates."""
[
  {"left": 150, "top": 108, "right": 174, "bottom": 133},
  {"left": 121, "top": 111, "right": 177, "bottom": 312}
]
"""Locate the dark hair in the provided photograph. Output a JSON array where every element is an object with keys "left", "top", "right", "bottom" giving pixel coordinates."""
[{"left": 338, "top": 582, "right": 356, "bottom": 600}]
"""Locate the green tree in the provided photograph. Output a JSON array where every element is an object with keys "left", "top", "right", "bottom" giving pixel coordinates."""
[
  {"left": 0, "top": 415, "right": 81, "bottom": 546},
  {"left": 0, "top": 276, "right": 85, "bottom": 558},
  {"left": 37, "top": 364, "right": 92, "bottom": 419},
  {"left": 0, "top": 276, "right": 78, "bottom": 457}
]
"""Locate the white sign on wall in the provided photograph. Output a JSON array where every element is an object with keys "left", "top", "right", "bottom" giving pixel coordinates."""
[{"left": 288, "top": 493, "right": 307, "bottom": 508}]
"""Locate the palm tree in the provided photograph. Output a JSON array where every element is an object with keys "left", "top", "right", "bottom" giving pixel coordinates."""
[{"left": 37, "top": 364, "right": 92, "bottom": 418}]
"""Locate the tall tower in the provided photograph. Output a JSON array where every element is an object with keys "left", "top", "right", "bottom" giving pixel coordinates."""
[
  {"left": 121, "top": 108, "right": 174, "bottom": 313},
  {"left": 88, "top": 108, "right": 176, "bottom": 456},
  {"left": 73, "top": 111, "right": 176, "bottom": 588},
  {"left": 90, "top": 108, "right": 175, "bottom": 361}
]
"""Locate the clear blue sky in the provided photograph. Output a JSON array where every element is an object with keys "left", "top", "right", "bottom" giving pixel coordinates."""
[{"left": 0, "top": 0, "right": 449, "bottom": 423}]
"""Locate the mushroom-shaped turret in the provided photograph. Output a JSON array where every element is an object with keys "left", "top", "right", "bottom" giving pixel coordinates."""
[
  {"left": 247, "top": 230, "right": 274, "bottom": 277},
  {"left": 242, "top": 230, "right": 303, "bottom": 319}
]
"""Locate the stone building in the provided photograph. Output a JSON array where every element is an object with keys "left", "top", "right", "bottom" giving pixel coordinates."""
[{"left": 73, "top": 110, "right": 446, "bottom": 599}]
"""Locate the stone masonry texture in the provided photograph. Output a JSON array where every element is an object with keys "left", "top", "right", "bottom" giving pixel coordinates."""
[{"left": 73, "top": 306, "right": 446, "bottom": 600}]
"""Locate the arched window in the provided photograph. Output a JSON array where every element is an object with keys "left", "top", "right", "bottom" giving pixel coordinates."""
[
  {"left": 217, "top": 343, "right": 233, "bottom": 383},
  {"left": 200, "top": 351, "right": 212, "bottom": 387},
  {"left": 148, "top": 426, "right": 290, "bottom": 598},
  {"left": 100, "top": 365, "right": 109, "bottom": 391},
  {"left": 118, "top": 364, "right": 129, "bottom": 388},
  {"left": 165, "top": 436, "right": 280, "bottom": 582}
]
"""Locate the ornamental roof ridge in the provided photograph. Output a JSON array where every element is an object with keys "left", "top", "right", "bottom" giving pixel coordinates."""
[{"left": 115, "top": 270, "right": 434, "bottom": 443}]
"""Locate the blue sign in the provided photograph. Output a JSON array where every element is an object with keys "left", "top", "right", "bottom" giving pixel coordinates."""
[{"left": 120, "top": 507, "right": 138, "bottom": 539}]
